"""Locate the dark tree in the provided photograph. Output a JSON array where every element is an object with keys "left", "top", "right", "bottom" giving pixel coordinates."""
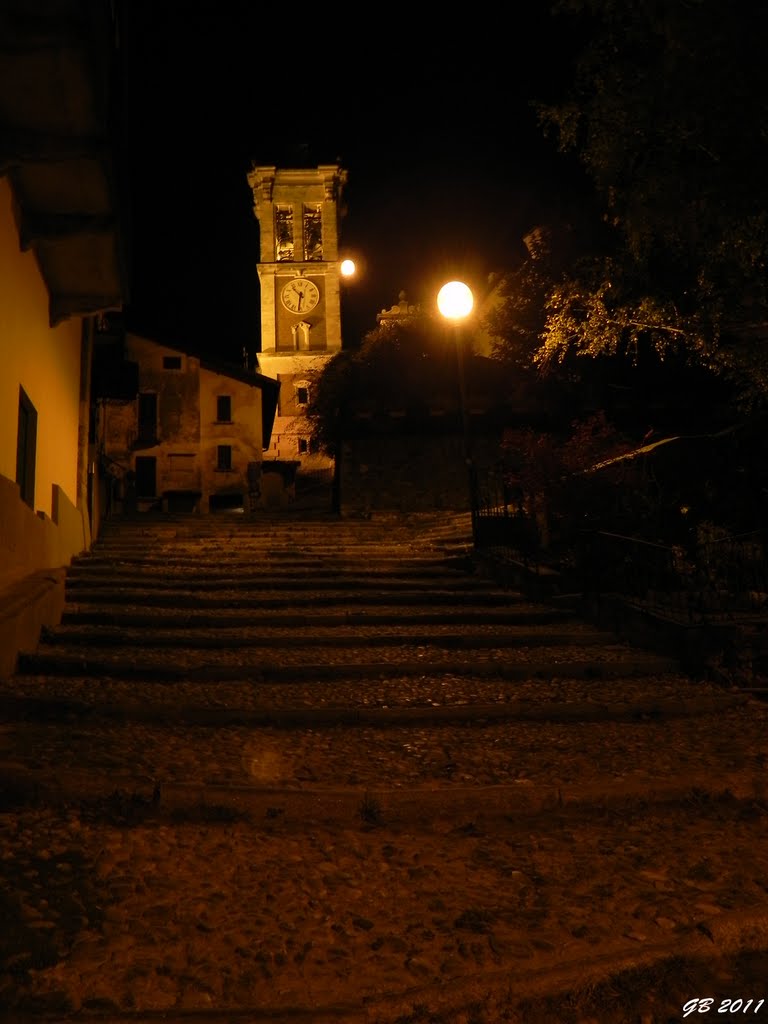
[
  {"left": 505, "top": 0, "right": 768, "bottom": 409},
  {"left": 305, "top": 317, "right": 466, "bottom": 458}
]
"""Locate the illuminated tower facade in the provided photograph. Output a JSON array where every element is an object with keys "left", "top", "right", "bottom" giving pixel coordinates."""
[{"left": 247, "top": 163, "right": 347, "bottom": 483}]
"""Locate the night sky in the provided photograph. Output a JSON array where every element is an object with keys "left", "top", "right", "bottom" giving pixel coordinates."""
[{"left": 117, "top": 2, "right": 584, "bottom": 365}]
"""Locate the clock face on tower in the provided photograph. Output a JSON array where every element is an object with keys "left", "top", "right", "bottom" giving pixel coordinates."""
[{"left": 281, "top": 278, "right": 320, "bottom": 314}]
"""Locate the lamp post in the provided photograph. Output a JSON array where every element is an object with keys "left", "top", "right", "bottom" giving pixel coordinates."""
[
  {"left": 437, "top": 280, "right": 475, "bottom": 522},
  {"left": 331, "top": 257, "right": 358, "bottom": 514}
]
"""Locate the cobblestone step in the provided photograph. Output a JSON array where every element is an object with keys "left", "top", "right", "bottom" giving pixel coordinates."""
[
  {"left": 76, "top": 547, "right": 465, "bottom": 562},
  {"left": 65, "top": 576, "right": 494, "bottom": 595},
  {"left": 15, "top": 646, "right": 680, "bottom": 681},
  {"left": 59, "top": 606, "right": 579, "bottom": 628},
  {"left": 39, "top": 624, "right": 612, "bottom": 647},
  {"left": 61, "top": 588, "right": 521, "bottom": 608},
  {"left": 0, "top": 668, "right": 736, "bottom": 716},
  {"left": 66, "top": 563, "right": 467, "bottom": 580},
  {"left": 0, "top": 684, "right": 746, "bottom": 730}
]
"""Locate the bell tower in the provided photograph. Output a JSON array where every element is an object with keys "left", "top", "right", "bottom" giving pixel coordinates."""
[{"left": 247, "top": 163, "right": 347, "bottom": 478}]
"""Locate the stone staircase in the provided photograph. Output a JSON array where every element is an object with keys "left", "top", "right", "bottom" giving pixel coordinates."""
[
  {"left": 2, "top": 512, "right": 768, "bottom": 1022},
  {"left": 16, "top": 511, "right": 673, "bottom": 686}
]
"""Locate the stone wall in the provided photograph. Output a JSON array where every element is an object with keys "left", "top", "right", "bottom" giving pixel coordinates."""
[{"left": 339, "top": 431, "right": 499, "bottom": 513}]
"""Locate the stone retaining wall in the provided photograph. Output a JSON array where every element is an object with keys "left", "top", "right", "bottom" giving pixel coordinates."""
[{"left": 339, "top": 433, "right": 499, "bottom": 513}]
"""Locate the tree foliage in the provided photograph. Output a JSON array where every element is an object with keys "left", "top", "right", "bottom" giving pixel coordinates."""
[
  {"left": 502, "top": 410, "right": 631, "bottom": 499},
  {"left": 482, "top": 223, "right": 718, "bottom": 435},
  {"left": 501, "top": 410, "right": 633, "bottom": 547},
  {"left": 489, "top": 0, "right": 768, "bottom": 409},
  {"left": 303, "top": 348, "right": 354, "bottom": 456},
  {"left": 305, "top": 318, "right": 464, "bottom": 455}
]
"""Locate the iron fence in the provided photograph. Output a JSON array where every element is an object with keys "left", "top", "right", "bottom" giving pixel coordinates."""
[
  {"left": 471, "top": 469, "right": 768, "bottom": 623},
  {"left": 575, "top": 529, "right": 768, "bottom": 623},
  {"left": 470, "top": 470, "right": 539, "bottom": 568}
]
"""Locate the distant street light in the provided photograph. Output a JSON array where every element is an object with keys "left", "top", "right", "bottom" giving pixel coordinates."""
[
  {"left": 340, "top": 258, "right": 356, "bottom": 278},
  {"left": 437, "top": 281, "right": 475, "bottom": 522}
]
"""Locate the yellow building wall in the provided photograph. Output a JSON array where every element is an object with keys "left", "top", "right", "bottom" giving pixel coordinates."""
[
  {"left": 101, "top": 334, "right": 204, "bottom": 502},
  {"left": 200, "top": 368, "right": 263, "bottom": 502},
  {"left": 102, "top": 334, "right": 266, "bottom": 511},
  {"left": 0, "top": 176, "right": 81, "bottom": 515}
]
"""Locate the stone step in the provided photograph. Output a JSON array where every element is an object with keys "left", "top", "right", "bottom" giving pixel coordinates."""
[
  {"left": 60, "top": 605, "right": 579, "bottom": 628},
  {"left": 16, "top": 646, "right": 679, "bottom": 681},
  {"left": 75, "top": 552, "right": 468, "bottom": 569},
  {"left": 80, "top": 554, "right": 474, "bottom": 572},
  {"left": 66, "top": 562, "right": 466, "bottom": 579},
  {"left": 61, "top": 588, "right": 519, "bottom": 608},
  {"left": 87, "top": 541, "right": 472, "bottom": 557},
  {"left": 88, "top": 530, "right": 463, "bottom": 544},
  {"left": 81, "top": 547, "right": 468, "bottom": 564},
  {"left": 86, "top": 538, "right": 474, "bottom": 558},
  {"left": 0, "top": 668, "right": 718, "bottom": 715},
  {"left": 0, "top": 670, "right": 754, "bottom": 825},
  {"left": 64, "top": 575, "right": 494, "bottom": 595},
  {"left": 0, "top": 687, "right": 745, "bottom": 728},
  {"left": 94, "top": 511, "right": 472, "bottom": 530},
  {"left": 38, "top": 623, "right": 614, "bottom": 649},
  {"left": 89, "top": 524, "right": 473, "bottom": 540},
  {"left": 82, "top": 536, "right": 468, "bottom": 550}
]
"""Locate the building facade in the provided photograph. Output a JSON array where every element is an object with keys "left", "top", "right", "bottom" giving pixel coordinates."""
[
  {"left": 0, "top": 0, "right": 126, "bottom": 674},
  {"left": 0, "top": 0, "right": 125, "bottom": 583},
  {"left": 100, "top": 335, "right": 278, "bottom": 514},
  {"left": 0, "top": 177, "right": 98, "bottom": 585}
]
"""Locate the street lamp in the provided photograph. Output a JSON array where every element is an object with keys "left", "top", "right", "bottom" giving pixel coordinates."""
[
  {"left": 437, "top": 280, "right": 475, "bottom": 520},
  {"left": 331, "top": 257, "right": 358, "bottom": 514}
]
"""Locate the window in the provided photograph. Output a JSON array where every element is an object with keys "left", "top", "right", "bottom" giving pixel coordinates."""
[
  {"left": 275, "top": 205, "right": 294, "bottom": 261},
  {"left": 137, "top": 393, "right": 158, "bottom": 443},
  {"left": 16, "top": 386, "right": 37, "bottom": 508},
  {"left": 217, "top": 445, "right": 233, "bottom": 471},
  {"left": 296, "top": 386, "right": 309, "bottom": 406},
  {"left": 163, "top": 356, "right": 182, "bottom": 370},
  {"left": 216, "top": 395, "right": 232, "bottom": 422},
  {"left": 298, "top": 438, "right": 308, "bottom": 454},
  {"left": 303, "top": 203, "right": 323, "bottom": 260}
]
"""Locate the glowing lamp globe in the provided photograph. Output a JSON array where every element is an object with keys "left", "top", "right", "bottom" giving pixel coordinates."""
[{"left": 437, "top": 281, "right": 474, "bottom": 321}]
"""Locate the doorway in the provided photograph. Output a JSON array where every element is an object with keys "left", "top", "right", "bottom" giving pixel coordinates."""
[{"left": 134, "top": 456, "right": 157, "bottom": 498}]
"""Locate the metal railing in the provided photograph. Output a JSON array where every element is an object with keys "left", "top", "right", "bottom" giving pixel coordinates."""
[
  {"left": 470, "top": 469, "right": 768, "bottom": 624},
  {"left": 576, "top": 529, "right": 768, "bottom": 623},
  {"left": 471, "top": 470, "right": 560, "bottom": 572}
]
